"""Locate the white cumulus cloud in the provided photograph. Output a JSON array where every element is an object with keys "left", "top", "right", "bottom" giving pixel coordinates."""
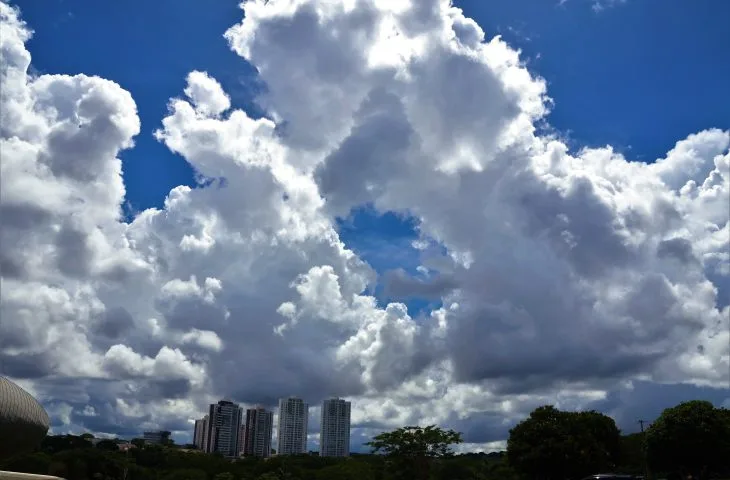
[{"left": 0, "top": 0, "right": 727, "bottom": 450}]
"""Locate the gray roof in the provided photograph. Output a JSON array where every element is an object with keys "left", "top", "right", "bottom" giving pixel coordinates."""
[{"left": 0, "top": 377, "right": 50, "bottom": 460}]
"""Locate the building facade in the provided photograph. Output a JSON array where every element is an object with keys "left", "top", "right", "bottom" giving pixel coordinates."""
[
  {"left": 319, "top": 398, "right": 351, "bottom": 457},
  {"left": 242, "top": 407, "right": 274, "bottom": 457},
  {"left": 205, "top": 400, "right": 243, "bottom": 457},
  {"left": 276, "top": 397, "right": 308, "bottom": 455},
  {"left": 143, "top": 430, "right": 171, "bottom": 445},
  {"left": 193, "top": 415, "right": 209, "bottom": 450},
  {"left": 238, "top": 424, "right": 245, "bottom": 456}
]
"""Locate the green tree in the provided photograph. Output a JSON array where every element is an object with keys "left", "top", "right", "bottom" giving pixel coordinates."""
[
  {"left": 507, "top": 405, "right": 621, "bottom": 480},
  {"left": 163, "top": 468, "right": 208, "bottom": 480},
  {"left": 131, "top": 438, "right": 146, "bottom": 449},
  {"left": 566, "top": 410, "right": 621, "bottom": 474},
  {"left": 255, "top": 474, "right": 280, "bottom": 480},
  {"left": 0, "top": 452, "right": 52, "bottom": 475},
  {"left": 366, "top": 425, "right": 462, "bottom": 458},
  {"left": 42, "top": 434, "right": 93, "bottom": 454},
  {"left": 485, "top": 456, "right": 520, "bottom": 480},
  {"left": 48, "top": 461, "right": 69, "bottom": 478},
  {"left": 366, "top": 425, "right": 462, "bottom": 480},
  {"left": 645, "top": 400, "right": 730, "bottom": 480},
  {"left": 315, "top": 460, "right": 376, "bottom": 480},
  {"left": 127, "top": 463, "right": 156, "bottom": 480},
  {"left": 69, "top": 457, "right": 89, "bottom": 480},
  {"left": 433, "top": 457, "right": 474, "bottom": 480},
  {"left": 54, "top": 448, "right": 125, "bottom": 480},
  {"left": 96, "top": 440, "right": 120, "bottom": 452},
  {"left": 507, "top": 405, "right": 568, "bottom": 480},
  {"left": 618, "top": 433, "right": 646, "bottom": 474}
]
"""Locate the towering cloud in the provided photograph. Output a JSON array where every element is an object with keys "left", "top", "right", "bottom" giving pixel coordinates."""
[{"left": 1, "top": 0, "right": 727, "bottom": 449}]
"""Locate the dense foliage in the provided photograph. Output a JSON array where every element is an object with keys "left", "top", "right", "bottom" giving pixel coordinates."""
[
  {"left": 2, "top": 400, "right": 728, "bottom": 480},
  {"left": 507, "top": 405, "right": 622, "bottom": 480},
  {"left": 0, "top": 437, "right": 512, "bottom": 480},
  {"left": 645, "top": 400, "right": 730, "bottom": 480},
  {"left": 365, "top": 425, "right": 463, "bottom": 479}
]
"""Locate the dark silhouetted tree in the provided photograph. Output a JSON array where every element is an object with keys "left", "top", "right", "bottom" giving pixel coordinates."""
[
  {"left": 507, "top": 405, "right": 620, "bottom": 480},
  {"left": 130, "top": 438, "right": 146, "bottom": 449},
  {"left": 42, "top": 434, "right": 93, "bottom": 454},
  {"left": 96, "top": 439, "right": 120, "bottom": 452},
  {"left": 645, "top": 400, "right": 730, "bottom": 480}
]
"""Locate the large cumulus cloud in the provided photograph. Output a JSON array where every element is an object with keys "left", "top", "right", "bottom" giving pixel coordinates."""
[{"left": 1, "top": 0, "right": 728, "bottom": 451}]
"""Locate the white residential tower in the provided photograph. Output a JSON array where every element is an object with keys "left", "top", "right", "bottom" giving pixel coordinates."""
[
  {"left": 193, "top": 415, "right": 209, "bottom": 449},
  {"left": 319, "top": 398, "right": 351, "bottom": 457},
  {"left": 277, "top": 397, "right": 308, "bottom": 455}
]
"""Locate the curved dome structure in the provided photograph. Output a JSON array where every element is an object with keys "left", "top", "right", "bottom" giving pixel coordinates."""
[{"left": 0, "top": 377, "right": 50, "bottom": 460}]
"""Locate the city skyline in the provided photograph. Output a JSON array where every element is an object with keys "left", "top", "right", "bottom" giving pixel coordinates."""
[{"left": 192, "top": 397, "right": 353, "bottom": 457}]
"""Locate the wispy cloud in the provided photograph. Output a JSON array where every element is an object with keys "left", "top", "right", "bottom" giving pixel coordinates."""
[
  {"left": 591, "top": 0, "right": 628, "bottom": 13},
  {"left": 557, "top": 0, "right": 628, "bottom": 13}
]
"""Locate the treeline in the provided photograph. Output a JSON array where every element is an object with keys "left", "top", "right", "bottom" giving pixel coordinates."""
[
  {"left": 1, "top": 400, "right": 728, "bottom": 480},
  {"left": 507, "top": 400, "right": 730, "bottom": 480},
  {"left": 1, "top": 441, "right": 510, "bottom": 480}
]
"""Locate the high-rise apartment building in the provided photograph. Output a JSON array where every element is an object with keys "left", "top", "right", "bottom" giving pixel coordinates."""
[
  {"left": 143, "top": 430, "right": 171, "bottom": 445},
  {"left": 277, "top": 397, "right": 309, "bottom": 455},
  {"left": 193, "top": 416, "right": 209, "bottom": 450},
  {"left": 205, "top": 400, "right": 243, "bottom": 457},
  {"left": 242, "top": 407, "right": 274, "bottom": 457},
  {"left": 319, "top": 398, "right": 351, "bottom": 457},
  {"left": 238, "top": 424, "right": 245, "bottom": 456}
]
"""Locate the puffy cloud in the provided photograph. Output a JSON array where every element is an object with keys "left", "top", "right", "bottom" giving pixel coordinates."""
[
  {"left": 1, "top": 0, "right": 728, "bottom": 452},
  {"left": 183, "top": 71, "right": 231, "bottom": 118}
]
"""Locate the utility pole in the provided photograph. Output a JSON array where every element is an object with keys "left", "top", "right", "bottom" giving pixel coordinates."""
[{"left": 638, "top": 419, "right": 646, "bottom": 433}]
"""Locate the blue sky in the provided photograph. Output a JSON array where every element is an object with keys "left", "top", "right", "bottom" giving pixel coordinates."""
[{"left": 15, "top": 0, "right": 729, "bottom": 285}]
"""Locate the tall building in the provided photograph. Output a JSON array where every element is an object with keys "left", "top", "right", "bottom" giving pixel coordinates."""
[
  {"left": 193, "top": 416, "right": 209, "bottom": 450},
  {"left": 205, "top": 400, "right": 243, "bottom": 457},
  {"left": 277, "top": 397, "right": 308, "bottom": 455},
  {"left": 238, "top": 424, "right": 245, "bottom": 456},
  {"left": 143, "top": 430, "right": 171, "bottom": 445},
  {"left": 242, "top": 407, "right": 274, "bottom": 457},
  {"left": 319, "top": 398, "right": 351, "bottom": 457}
]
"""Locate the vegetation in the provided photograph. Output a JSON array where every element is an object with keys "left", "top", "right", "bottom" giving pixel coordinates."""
[
  {"left": 2, "top": 401, "right": 728, "bottom": 480},
  {"left": 365, "top": 425, "right": 463, "bottom": 479},
  {"left": 645, "top": 400, "right": 730, "bottom": 480},
  {"left": 507, "top": 406, "right": 622, "bottom": 480}
]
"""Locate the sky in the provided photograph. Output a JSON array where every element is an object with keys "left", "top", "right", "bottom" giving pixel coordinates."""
[{"left": 1, "top": 0, "right": 729, "bottom": 453}]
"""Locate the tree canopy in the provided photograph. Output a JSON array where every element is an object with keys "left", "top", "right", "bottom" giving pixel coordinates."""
[
  {"left": 507, "top": 405, "right": 621, "bottom": 480},
  {"left": 366, "top": 425, "right": 463, "bottom": 480},
  {"left": 645, "top": 400, "right": 730, "bottom": 480},
  {"left": 366, "top": 425, "right": 462, "bottom": 458},
  {"left": 96, "top": 439, "right": 122, "bottom": 452}
]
